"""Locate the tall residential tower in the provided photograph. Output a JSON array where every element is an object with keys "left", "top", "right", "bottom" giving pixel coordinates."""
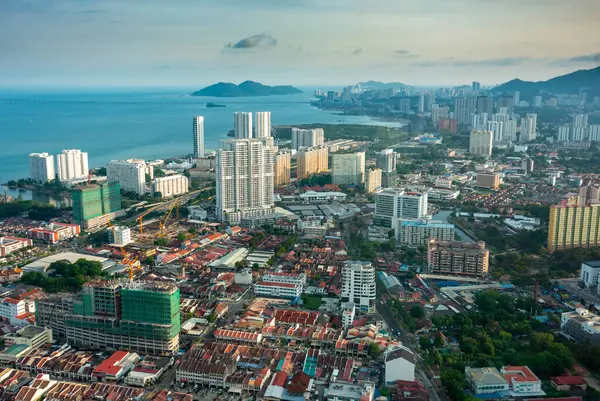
[{"left": 193, "top": 116, "right": 205, "bottom": 158}]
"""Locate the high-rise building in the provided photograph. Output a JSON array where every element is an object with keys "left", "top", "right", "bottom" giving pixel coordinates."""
[
  {"left": 472, "top": 81, "right": 481, "bottom": 94},
  {"left": 427, "top": 239, "right": 489, "bottom": 277},
  {"left": 513, "top": 91, "right": 520, "bottom": 106},
  {"left": 72, "top": 181, "right": 122, "bottom": 228},
  {"left": 469, "top": 130, "right": 493, "bottom": 156},
  {"left": 152, "top": 174, "right": 189, "bottom": 198},
  {"left": 341, "top": 261, "right": 376, "bottom": 313},
  {"left": 454, "top": 97, "right": 477, "bottom": 124},
  {"left": 548, "top": 203, "right": 600, "bottom": 253},
  {"left": 57, "top": 149, "right": 88, "bottom": 182},
  {"left": 29, "top": 153, "right": 55, "bottom": 183},
  {"left": 376, "top": 149, "right": 397, "bottom": 173},
  {"left": 291, "top": 128, "right": 325, "bottom": 150},
  {"left": 331, "top": 152, "right": 365, "bottom": 185},
  {"left": 107, "top": 159, "right": 150, "bottom": 195},
  {"left": 476, "top": 173, "right": 500, "bottom": 190},
  {"left": 431, "top": 104, "right": 449, "bottom": 123},
  {"left": 396, "top": 219, "right": 455, "bottom": 246},
  {"left": 216, "top": 138, "right": 274, "bottom": 224},
  {"left": 497, "top": 97, "right": 514, "bottom": 113},
  {"left": 578, "top": 179, "right": 600, "bottom": 205},
  {"left": 36, "top": 280, "right": 180, "bottom": 355},
  {"left": 418, "top": 94, "right": 425, "bottom": 113},
  {"left": 296, "top": 146, "right": 329, "bottom": 180},
  {"left": 107, "top": 225, "right": 131, "bottom": 246},
  {"left": 373, "top": 188, "right": 428, "bottom": 230},
  {"left": 487, "top": 120, "right": 504, "bottom": 143},
  {"left": 425, "top": 94, "right": 436, "bottom": 112},
  {"left": 557, "top": 125, "right": 571, "bottom": 142},
  {"left": 471, "top": 113, "right": 489, "bottom": 129},
  {"left": 521, "top": 158, "right": 534, "bottom": 174},
  {"left": 234, "top": 112, "right": 253, "bottom": 139},
  {"left": 572, "top": 114, "right": 589, "bottom": 141},
  {"left": 274, "top": 151, "right": 291, "bottom": 186},
  {"left": 533, "top": 96, "right": 542, "bottom": 108},
  {"left": 193, "top": 116, "right": 205, "bottom": 158},
  {"left": 519, "top": 113, "right": 537, "bottom": 142},
  {"left": 477, "top": 96, "right": 494, "bottom": 116},
  {"left": 589, "top": 125, "right": 600, "bottom": 142},
  {"left": 365, "top": 168, "right": 382, "bottom": 194},
  {"left": 254, "top": 112, "right": 271, "bottom": 139},
  {"left": 398, "top": 98, "right": 411, "bottom": 114},
  {"left": 503, "top": 120, "right": 518, "bottom": 142}
]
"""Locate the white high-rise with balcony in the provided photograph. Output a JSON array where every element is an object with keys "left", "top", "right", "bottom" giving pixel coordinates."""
[
  {"left": 291, "top": 128, "right": 325, "bottom": 150},
  {"left": 193, "top": 116, "right": 205, "bottom": 158},
  {"left": 234, "top": 112, "right": 253, "bottom": 139},
  {"left": 487, "top": 120, "right": 504, "bottom": 143},
  {"left": 519, "top": 113, "right": 537, "bottom": 142},
  {"left": 152, "top": 174, "right": 189, "bottom": 198},
  {"left": 254, "top": 112, "right": 271, "bottom": 139},
  {"left": 373, "top": 188, "right": 429, "bottom": 230},
  {"left": 341, "top": 261, "right": 376, "bottom": 313},
  {"left": 107, "top": 159, "right": 148, "bottom": 195},
  {"left": 469, "top": 130, "right": 493, "bottom": 156},
  {"left": 216, "top": 138, "right": 274, "bottom": 224},
  {"left": 29, "top": 153, "right": 55, "bottom": 183},
  {"left": 56, "top": 149, "right": 88, "bottom": 181}
]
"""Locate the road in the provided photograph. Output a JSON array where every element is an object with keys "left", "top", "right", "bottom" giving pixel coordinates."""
[{"left": 557, "top": 278, "right": 600, "bottom": 306}]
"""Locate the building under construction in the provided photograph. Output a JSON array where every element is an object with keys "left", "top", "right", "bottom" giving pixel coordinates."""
[{"left": 36, "top": 279, "right": 180, "bottom": 355}]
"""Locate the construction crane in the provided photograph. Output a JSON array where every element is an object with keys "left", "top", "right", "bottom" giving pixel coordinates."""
[
  {"left": 158, "top": 201, "right": 179, "bottom": 237},
  {"left": 107, "top": 220, "right": 116, "bottom": 242}
]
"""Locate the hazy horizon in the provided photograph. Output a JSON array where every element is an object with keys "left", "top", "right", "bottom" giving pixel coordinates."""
[{"left": 2, "top": 0, "right": 599, "bottom": 88}]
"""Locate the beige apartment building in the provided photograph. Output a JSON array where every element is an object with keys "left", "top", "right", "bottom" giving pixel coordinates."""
[
  {"left": 548, "top": 203, "right": 600, "bottom": 253},
  {"left": 427, "top": 239, "right": 489, "bottom": 277},
  {"left": 365, "top": 168, "right": 382, "bottom": 193},
  {"left": 296, "top": 146, "right": 329, "bottom": 180},
  {"left": 274, "top": 151, "right": 291, "bottom": 186}
]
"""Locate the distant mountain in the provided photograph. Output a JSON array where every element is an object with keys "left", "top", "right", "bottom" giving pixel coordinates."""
[
  {"left": 494, "top": 66, "right": 600, "bottom": 95},
  {"left": 191, "top": 81, "right": 302, "bottom": 97},
  {"left": 358, "top": 81, "right": 411, "bottom": 90}
]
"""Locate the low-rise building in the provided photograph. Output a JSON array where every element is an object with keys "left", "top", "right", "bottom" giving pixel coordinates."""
[
  {"left": 92, "top": 351, "right": 140, "bottom": 382},
  {"left": 326, "top": 382, "right": 374, "bottom": 401},
  {"left": 476, "top": 173, "right": 501, "bottom": 190},
  {"left": 341, "top": 302, "right": 355, "bottom": 328},
  {"left": 551, "top": 375, "right": 587, "bottom": 392},
  {"left": 3, "top": 326, "right": 52, "bottom": 350},
  {"left": 581, "top": 260, "right": 600, "bottom": 289},
  {"left": 500, "top": 366, "right": 543, "bottom": 396},
  {"left": 125, "top": 356, "right": 172, "bottom": 387},
  {"left": 15, "top": 373, "right": 57, "bottom": 401},
  {"left": 107, "top": 226, "right": 131, "bottom": 246},
  {"left": 28, "top": 223, "right": 80, "bottom": 244},
  {"left": 299, "top": 191, "right": 347, "bottom": 203},
  {"left": 465, "top": 367, "right": 509, "bottom": 394},
  {"left": 561, "top": 308, "right": 600, "bottom": 346},
  {"left": 213, "top": 329, "right": 262, "bottom": 345},
  {"left": 0, "top": 237, "right": 33, "bottom": 257},
  {"left": 254, "top": 281, "right": 303, "bottom": 299},
  {"left": 384, "top": 346, "right": 415, "bottom": 384},
  {"left": 188, "top": 206, "right": 207, "bottom": 221}
]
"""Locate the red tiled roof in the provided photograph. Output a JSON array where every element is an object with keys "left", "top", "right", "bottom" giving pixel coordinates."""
[
  {"left": 256, "top": 281, "right": 296, "bottom": 288},
  {"left": 551, "top": 376, "right": 587, "bottom": 386}
]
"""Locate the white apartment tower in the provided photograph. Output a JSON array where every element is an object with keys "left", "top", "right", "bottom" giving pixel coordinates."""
[
  {"left": 503, "top": 120, "right": 518, "bottom": 142},
  {"left": 469, "top": 130, "right": 493, "bottom": 156},
  {"left": 234, "top": 112, "right": 253, "bottom": 139},
  {"left": 487, "top": 120, "right": 504, "bottom": 143},
  {"left": 589, "top": 125, "right": 600, "bottom": 142},
  {"left": 332, "top": 152, "right": 366, "bottom": 185},
  {"left": 152, "top": 174, "right": 189, "bottom": 198},
  {"left": 57, "top": 149, "right": 88, "bottom": 181},
  {"left": 558, "top": 125, "right": 571, "bottom": 142},
  {"left": 376, "top": 148, "right": 397, "bottom": 173},
  {"left": 519, "top": 113, "right": 537, "bottom": 142},
  {"left": 254, "top": 112, "right": 271, "bottom": 139},
  {"left": 572, "top": 114, "right": 589, "bottom": 141},
  {"left": 216, "top": 138, "right": 274, "bottom": 224},
  {"left": 193, "top": 116, "right": 205, "bottom": 158},
  {"left": 373, "top": 188, "right": 429, "bottom": 230},
  {"left": 341, "top": 261, "right": 376, "bottom": 313},
  {"left": 291, "top": 128, "right": 325, "bottom": 150},
  {"left": 107, "top": 159, "right": 149, "bottom": 195},
  {"left": 29, "top": 153, "right": 55, "bottom": 183},
  {"left": 431, "top": 105, "right": 449, "bottom": 123}
]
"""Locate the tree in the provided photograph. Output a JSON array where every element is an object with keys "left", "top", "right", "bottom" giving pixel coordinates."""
[
  {"left": 410, "top": 305, "right": 425, "bottom": 319},
  {"left": 145, "top": 256, "right": 155, "bottom": 265},
  {"left": 367, "top": 342, "right": 381, "bottom": 358},
  {"left": 206, "top": 314, "right": 217, "bottom": 323},
  {"left": 380, "top": 388, "right": 390, "bottom": 397},
  {"left": 177, "top": 232, "right": 187, "bottom": 241},
  {"left": 441, "top": 368, "right": 467, "bottom": 401},
  {"left": 252, "top": 263, "right": 260, "bottom": 270},
  {"left": 154, "top": 238, "right": 168, "bottom": 246},
  {"left": 530, "top": 332, "right": 554, "bottom": 351}
]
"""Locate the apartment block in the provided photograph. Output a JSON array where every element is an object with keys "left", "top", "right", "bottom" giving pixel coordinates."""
[
  {"left": 561, "top": 308, "right": 600, "bottom": 346},
  {"left": 296, "top": 146, "right": 329, "bottom": 180},
  {"left": 476, "top": 173, "right": 500, "bottom": 190},
  {"left": 107, "top": 160, "right": 151, "bottom": 195},
  {"left": 274, "top": 151, "right": 292, "bottom": 186},
  {"left": 152, "top": 174, "right": 189, "bottom": 198},
  {"left": 427, "top": 239, "right": 489, "bottom": 277},
  {"left": 0, "top": 237, "right": 33, "bottom": 257},
  {"left": 396, "top": 219, "right": 455, "bottom": 246},
  {"left": 71, "top": 182, "right": 122, "bottom": 228},
  {"left": 57, "top": 149, "right": 89, "bottom": 182},
  {"left": 341, "top": 261, "right": 376, "bottom": 313},
  {"left": 291, "top": 128, "right": 325, "bottom": 150},
  {"left": 29, "top": 153, "right": 55, "bottom": 183},
  {"left": 376, "top": 149, "right": 397, "bottom": 173},
  {"left": 373, "top": 188, "right": 428, "bottom": 231},
  {"left": 547, "top": 204, "right": 600, "bottom": 253},
  {"left": 469, "top": 130, "right": 493, "bottom": 156},
  {"left": 28, "top": 223, "right": 80, "bottom": 244},
  {"left": 365, "top": 168, "right": 382, "bottom": 193},
  {"left": 331, "top": 152, "right": 366, "bottom": 186}
]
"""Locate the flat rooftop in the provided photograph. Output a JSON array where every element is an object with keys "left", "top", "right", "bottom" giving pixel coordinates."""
[{"left": 22, "top": 252, "right": 112, "bottom": 273}]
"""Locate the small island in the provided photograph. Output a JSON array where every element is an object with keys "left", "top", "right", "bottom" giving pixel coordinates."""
[
  {"left": 206, "top": 102, "right": 226, "bottom": 108},
  {"left": 191, "top": 80, "right": 302, "bottom": 97}
]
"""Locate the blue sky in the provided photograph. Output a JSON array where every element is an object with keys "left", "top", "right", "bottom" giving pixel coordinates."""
[{"left": 1, "top": 0, "right": 599, "bottom": 87}]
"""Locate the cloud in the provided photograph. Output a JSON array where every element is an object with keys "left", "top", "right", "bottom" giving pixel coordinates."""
[
  {"left": 565, "top": 53, "right": 600, "bottom": 63},
  {"left": 352, "top": 48, "right": 363, "bottom": 55},
  {"left": 412, "top": 56, "right": 531, "bottom": 68},
  {"left": 226, "top": 34, "right": 277, "bottom": 49},
  {"left": 393, "top": 50, "right": 418, "bottom": 59},
  {"left": 394, "top": 50, "right": 410, "bottom": 55}
]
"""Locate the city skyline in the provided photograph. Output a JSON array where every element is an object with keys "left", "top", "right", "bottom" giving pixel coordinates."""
[{"left": 2, "top": 0, "right": 599, "bottom": 87}]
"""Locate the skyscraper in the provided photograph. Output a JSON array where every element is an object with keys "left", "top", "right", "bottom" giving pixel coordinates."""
[
  {"left": 398, "top": 98, "right": 411, "bottom": 114},
  {"left": 533, "top": 96, "right": 542, "bottom": 108},
  {"left": 331, "top": 152, "right": 366, "bottom": 185},
  {"left": 557, "top": 125, "right": 571, "bottom": 142},
  {"left": 193, "top": 116, "right": 205, "bottom": 158},
  {"left": 418, "top": 94, "right": 425, "bottom": 113},
  {"left": 341, "top": 261, "right": 376, "bottom": 313},
  {"left": 503, "top": 120, "right": 518, "bottom": 142},
  {"left": 487, "top": 120, "right": 504, "bottom": 143},
  {"left": 254, "top": 111, "right": 271, "bottom": 139},
  {"left": 572, "top": 113, "right": 589, "bottom": 141},
  {"left": 376, "top": 149, "right": 397, "bottom": 173},
  {"left": 425, "top": 93, "right": 436, "bottom": 112},
  {"left": 513, "top": 91, "right": 520, "bottom": 106},
  {"left": 296, "top": 147, "right": 329, "bottom": 179},
  {"left": 519, "top": 113, "right": 537, "bottom": 142},
  {"left": 454, "top": 97, "right": 477, "bottom": 124},
  {"left": 107, "top": 159, "right": 149, "bottom": 195},
  {"left": 365, "top": 168, "right": 382, "bottom": 194},
  {"left": 477, "top": 96, "right": 494, "bottom": 116},
  {"left": 291, "top": 128, "right": 325, "bottom": 150},
  {"left": 373, "top": 188, "right": 428, "bottom": 230},
  {"left": 234, "top": 112, "right": 253, "bottom": 139},
  {"left": 472, "top": 81, "right": 481, "bottom": 94},
  {"left": 274, "top": 151, "right": 291, "bottom": 186},
  {"left": 29, "top": 153, "right": 55, "bottom": 183},
  {"left": 469, "top": 130, "right": 493, "bottom": 156},
  {"left": 216, "top": 138, "right": 274, "bottom": 224},
  {"left": 57, "top": 149, "right": 88, "bottom": 182},
  {"left": 589, "top": 125, "right": 600, "bottom": 142},
  {"left": 431, "top": 105, "right": 449, "bottom": 123}
]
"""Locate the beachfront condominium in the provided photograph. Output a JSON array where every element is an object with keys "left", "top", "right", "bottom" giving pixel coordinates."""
[
  {"left": 519, "top": 113, "right": 537, "bottom": 142},
  {"left": 341, "top": 261, "right": 376, "bottom": 313},
  {"left": 331, "top": 151, "right": 366, "bottom": 185},
  {"left": 547, "top": 203, "right": 600, "bottom": 253},
  {"left": 56, "top": 149, "right": 88, "bottom": 182},
  {"left": 291, "top": 127, "right": 325, "bottom": 150},
  {"left": 376, "top": 148, "right": 397, "bottom": 173},
  {"left": 216, "top": 138, "right": 274, "bottom": 224},
  {"left": 469, "top": 130, "right": 493, "bottom": 156},
  {"left": 427, "top": 239, "right": 490, "bottom": 277},
  {"left": 107, "top": 159, "right": 152, "bottom": 195},
  {"left": 35, "top": 280, "right": 181, "bottom": 355},
  {"left": 373, "top": 188, "right": 428, "bottom": 231},
  {"left": 274, "top": 151, "right": 292, "bottom": 186},
  {"left": 234, "top": 112, "right": 253, "bottom": 139},
  {"left": 29, "top": 153, "right": 55, "bottom": 183},
  {"left": 193, "top": 116, "right": 205, "bottom": 158},
  {"left": 296, "top": 146, "right": 329, "bottom": 180},
  {"left": 255, "top": 112, "right": 271, "bottom": 139}
]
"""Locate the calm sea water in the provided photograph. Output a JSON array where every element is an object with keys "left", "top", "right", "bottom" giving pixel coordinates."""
[{"left": 0, "top": 87, "right": 404, "bottom": 184}]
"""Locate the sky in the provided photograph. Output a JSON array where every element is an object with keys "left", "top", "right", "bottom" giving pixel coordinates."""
[{"left": 1, "top": 0, "right": 599, "bottom": 88}]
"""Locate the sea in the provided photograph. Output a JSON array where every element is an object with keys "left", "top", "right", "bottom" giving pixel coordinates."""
[{"left": 0, "top": 87, "right": 405, "bottom": 187}]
